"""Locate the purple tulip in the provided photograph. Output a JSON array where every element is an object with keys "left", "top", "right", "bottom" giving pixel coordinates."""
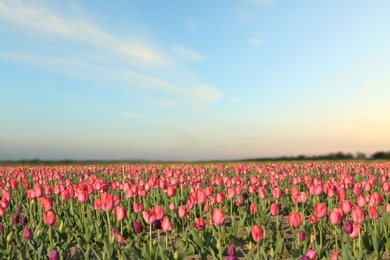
[
  {"left": 49, "top": 249, "right": 60, "bottom": 260},
  {"left": 133, "top": 221, "right": 143, "bottom": 233},
  {"left": 299, "top": 230, "right": 306, "bottom": 241},
  {"left": 12, "top": 214, "right": 19, "bottom": 224}
]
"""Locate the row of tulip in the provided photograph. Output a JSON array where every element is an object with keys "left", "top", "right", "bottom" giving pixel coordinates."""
[{"left": 0, "top": 162, "right": 389, "bottom": 259}]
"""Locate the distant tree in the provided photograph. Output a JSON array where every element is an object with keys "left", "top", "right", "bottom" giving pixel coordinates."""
[
  {"left": 355, "top": 152, "right": 367, "bottom": 160},
  {"left": 371, "top": 151, "right": 390, "bottom": 159}
]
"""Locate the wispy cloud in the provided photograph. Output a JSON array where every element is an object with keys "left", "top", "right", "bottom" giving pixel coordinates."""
[
  {"left": 123, "top": 112, "right": 147, "bottom": 120},
  {"left": 187, "top": 19, "right": 201, "bottom": 31},
  {"left": 191, "top": 104, "right": 209, "bottom": 112},
  {"left": 0, "top": 52, "right": 221, "bottom": 102},
  {"left": 249, "top": 38, "right": 263, "bottom": 46},
  {"left": 0, "top": 0, "right": 221, "bottom": 102},
  {"left": 172, "top": 45, "right": 205, "bottom": 62},
  {"left": 0, "top": 0, "right": 167, "bottom": 66}
]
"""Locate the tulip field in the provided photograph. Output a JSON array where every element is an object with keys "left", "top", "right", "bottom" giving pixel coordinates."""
[{"left": 1, "top": 162, "right": 390, "bottom": 259}]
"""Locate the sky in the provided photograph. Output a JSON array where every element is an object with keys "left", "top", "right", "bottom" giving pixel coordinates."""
[{"left": 1, "top": 0, "right": 390, "bottom": 161}]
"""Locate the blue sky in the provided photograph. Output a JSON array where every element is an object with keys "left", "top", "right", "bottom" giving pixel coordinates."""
[{"left": 1, "top": 0, "right": 390, "bottom": 161}]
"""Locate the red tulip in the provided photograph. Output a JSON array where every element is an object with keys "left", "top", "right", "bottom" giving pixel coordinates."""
[
  {"left": 270, "top": 203, "right": 280, "bottom": 216},
  {"left": 154, "top": 206, "right": 165, "bottom": 220},
  {"left": 370, "top": 192, "right": 383, "bottom": 206},
  {"left": 194, "top": 218, "right": 206, "bottom": 230},
  {"left": 216, "top": 192, "right": 225, "bottom": 204},
  {"left": 114, "top": 206, "right": 126, "bottom": 221},
  {"left": 161, "top": 217, "right": 173, "bottom": 233},
  {"left": 351, "top": 207, "right": 365, "bottom": 223},
  {"left": 142, "top": 210, "right": 156, "bottom": 225},
  {"left": 368, "top": 206, "right": 378, "bottom": 220},
  {"left": 133, "top": 202, "right": 143, "bottom": 213},
  {"left": 251, "top": 224, "right": 264, "bottom": 242},
  {"left": 356, "top": 195, "right": 366, "bottom": 208},
  {"left": 288, "top": 212, "right": 302, "bottom": 229},
  {"left": 44, "top": 211, "right": 56, "bottom": 226},
  {"left": 178, "top": 206, "right": 187, "bottom": 218},
  {"left": 101, "top": 193, "right": 114, "bottom": 212},
  {"left": 211, "top": 208, "right": 225, "bottom": 226},
  {"left": 250, "top": 203, "right": 258, "bottom": 214},
  {"left": 272, "top": 188, "right": 282, "bottom": 199},
  {"left": 340, "top": 200, "right": 353, "bottom": 214},
  {"left": 328, "top": 211, "right": 343, "bottom": 225},
  {"left": 93, "top": 199, "right": 102, "bottom": 210},
  {"left": 77, "top": 190, "right": 89, "bottom": 203},
  {"left": 349, "top": 223, "right": 362, "bottom": 239},
  {"left": 196, "top": 190, "right": 207, "bottom": 204},
  {"left": 306, "top": 249, "right": 317, "bottom": 260},
  {"left": 313, "top": 203, "right": 327, "bottom": 219}
]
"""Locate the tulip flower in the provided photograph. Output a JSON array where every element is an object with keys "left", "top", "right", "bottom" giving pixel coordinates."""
[
  {"left": 288, "top": 212, "right": 302, "bottom": 229},
  {"left": 306, "top": 249, "right": 317, "bottom": 260},
  {"left": 101, "top": 193, "right": 114, "bottom": 212},
  {"left": 368, "top": 206, "right": 378, "bottom": 220},
  {"left": 133, "top": 202, "right": 144, "bottom": 213},
  {"left": 194, "top": 218, "right": 206, "bottom": 230},
  {"left": 12, "top": 214, "right": 19, "bottom": 224},
  {"left": 351, "top": 207, "right": 365, "bottom": 224},
  {"left": 313, "top": 203, "right": 327, "bottom": 219},
  {"left": 114, "top": 206, "right": 126, "bottom": 221},
  {"left": 49, "top": 250, "right": 60, "bottom": 260},
  {"left": 133, "top": 221, "right": 143, "bottom": 233},
  {"left": 161, "top": 217, "right": 172, "bottom": 233},
  {"left": 211, "top": 208, "right": 225, "bottom": 226},
  {"left": 23, "top": 228, "right": 33, "bottom": 240},
  {"left": 227, "top": 245, "right": 236, "bottom": 256},
  {"left": 44, "top": 211, "right": 56, "bottom": 226},
  {"left": 270, "top": 203, "right": 280, "bottom": 216},
  {"left": 154, "top": 206, "right": 165, "bottom": 221},
  {"left": 342, "top": 220, "right": 353, "bottom": 234},
  {"left": 251, "top": 224, "right": 264, "bottom": 242}
]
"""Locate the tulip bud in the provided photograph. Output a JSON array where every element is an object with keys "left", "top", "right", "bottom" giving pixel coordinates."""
[
  {"left": 49, "top": 249, "right": 60, "bottom": 260},
  {"left": 12, "top": 214, "right": 20, "bottom": 224},
  {"left": 299, "top": 230, "right": 306, "bottom": 241},
  {"left": 37, "top": 229, "right": 43, "bottom": 238},
  {"left": 343, "top": 220, "right": 353, "bottom": 234},
  {"left": 24, "top": 228, "right": 33, "bottom": 240},
  {"left": 227, "top": 245, "right": 236, "bottom": 256},
  {"left": 174, "top": 250, "right": 179, "bottom": 260},
  {"left": 21, "top": 216, "right": 28, "bottom": 226},
  {"left": 59, "top": 220, "right": 64, "bottom": 232},
  {"left": 133, "top": 221, "right": 143, "bottom": 233},
  {"left": 0, "top": 223, "right": 4, "bottom": 233},
  {"left": 17, "top": 205, "right": 23, "bottom": 213},
  {"left": 6, "top": 231, "right": 13, "bottom": 242},
  {"left": 153, "top": 220, "right": 161, "bottom": 230}
]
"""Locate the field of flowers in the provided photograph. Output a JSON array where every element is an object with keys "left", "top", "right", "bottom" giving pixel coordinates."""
[{"left": 0, "top": 162, "right": 390, "bottom": 259}]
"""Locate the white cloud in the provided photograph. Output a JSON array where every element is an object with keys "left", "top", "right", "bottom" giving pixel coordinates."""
[
  {"left": 191, "top": 104, "right": 209, "bottom": 112},
  {"left": 0, "top": 0, "right": 167, "bottom": 66},
  {"left": 0, "top": 52, "right": 221, "bottom": 102},
  {"left": 249, "top": 38, "right": 263, "bottom": 46},
  {"left": 172, "top": 45, "right": 205, "bottom": 62},
  {"left": 0, "top": 1, "right": 221, "bottom": 102}
]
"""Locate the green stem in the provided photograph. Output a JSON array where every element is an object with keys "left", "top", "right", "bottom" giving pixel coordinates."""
[
  {"left": 149, "top": 224, "right": 152, "bottom": 255},
  {"left": 218, "top": 226, "right": 222, "bottom": 260},
  {"left": 49, "top": 226, "right": 53, "bottom": 249},
  {"left": 106, "top": 211, "right": 111, "bottom": 244}
]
